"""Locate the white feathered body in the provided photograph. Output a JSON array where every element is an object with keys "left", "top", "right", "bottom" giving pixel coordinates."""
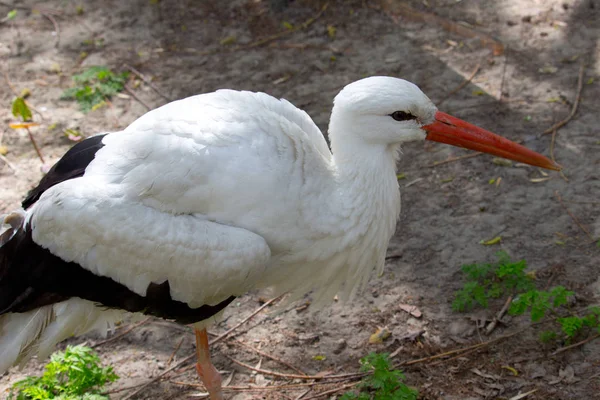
[{"left": 0, "top": 88, "right": 402, "bottom": 371}]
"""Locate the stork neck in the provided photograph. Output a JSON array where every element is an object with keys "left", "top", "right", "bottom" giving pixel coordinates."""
[{"left": 327, "top": 117, "right": 401, "bottom": 231}]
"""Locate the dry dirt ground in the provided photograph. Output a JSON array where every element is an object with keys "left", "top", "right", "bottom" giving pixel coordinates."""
[{"left": 1, "top": 0, "right": 599, "bottom": 399}]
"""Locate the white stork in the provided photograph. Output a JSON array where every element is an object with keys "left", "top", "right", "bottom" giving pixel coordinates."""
[{"left": 0, "top": 77, "right": 558, "bottom": 399}]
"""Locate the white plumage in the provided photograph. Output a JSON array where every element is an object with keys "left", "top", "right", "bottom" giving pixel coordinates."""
[{"left": 0, "top": 77, "right": 558, "bottom": 392}]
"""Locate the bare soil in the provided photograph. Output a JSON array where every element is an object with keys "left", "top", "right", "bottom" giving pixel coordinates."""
[{"left": 1, "top": 0, "right": 599, "bottom": 399}]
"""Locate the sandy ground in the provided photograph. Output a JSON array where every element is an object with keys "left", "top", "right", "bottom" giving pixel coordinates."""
[{"left": 0, "top": 0, "right": 599, "bottom": 399}]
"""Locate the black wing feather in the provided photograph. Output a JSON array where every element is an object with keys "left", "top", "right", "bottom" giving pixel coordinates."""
[
  {"left": 2, "top": 133, "right": 235, "bottom": 324},
  {"left": 22, "top": 134, "right": 107, "bottom": 209}
]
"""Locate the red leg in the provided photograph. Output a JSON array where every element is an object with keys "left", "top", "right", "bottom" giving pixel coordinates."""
[{"left": 195, "top": 328, "right": 223, "bottom": 400}]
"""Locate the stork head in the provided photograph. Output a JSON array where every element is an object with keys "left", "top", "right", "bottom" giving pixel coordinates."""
[{"left": 332, "top": 76, "right": 560, "bottom": 171}]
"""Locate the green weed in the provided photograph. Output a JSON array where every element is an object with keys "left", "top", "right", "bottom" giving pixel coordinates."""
[
  {"left": 453, "top": 252, "right": 600, "bottom": 343},
  {"left": 340, "top": 353, "right": 418, "bottom": 400},
  {"left": 61, "top": 66, "right": 129, "bottom": 112},
  {"left": 8, "top": 345, "right": 118, "bottom": 400}
]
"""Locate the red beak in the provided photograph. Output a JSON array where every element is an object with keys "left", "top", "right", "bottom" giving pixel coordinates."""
[{"left": 424, "top": 111, "right": 561, "bottom": 171}]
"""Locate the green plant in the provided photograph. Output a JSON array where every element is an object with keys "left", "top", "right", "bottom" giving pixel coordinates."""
[
  {"left": 340, "top": 353, "right": 418, "bottom": 400},
  {"left": 453, "top": 252, "right": 600, "bottom": 343},
  {"left": 61, "top": 66, "right": 129, "bottom": 112},
  {"left": 9, "top": 345, "right": 118, "bottom": 400},
  {"left": 452, "top": 251, "right": 535, "bottom": 312}
]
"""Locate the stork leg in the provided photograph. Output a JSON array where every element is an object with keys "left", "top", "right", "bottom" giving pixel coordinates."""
[{"left": 194, "top": 328, "right": 223, "bottom": 400}]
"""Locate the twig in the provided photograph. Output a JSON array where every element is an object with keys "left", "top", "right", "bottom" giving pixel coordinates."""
[
  {"left": 554, "top": 191, "right": 594, "bottom": 241},
  {"left": 188, "top": 3, "right": 328, "bottom": 57},
  {"left": 295, "top": 388, "right": 312, "bottom": 400},
  {"left": 210, "top": 295, "right": 282, "bottom": 345},
  {"left": 302, "top": 383, "right": 357, "bottom": 400},
  {"left": 167, "top": 337, "right": 185, "bottom": 367},
  {"left": 40, "top": 10, "right": 60, "bottom": 48},
  {"left": 225, "top": 356, "right": 320, "bottom": 380},
  {"left": 225, "top": 355, "right": 365, "bottom": 382},
  {"left": 549, "top": 128, "right": 568, "bottom": 182},
  {"left": 499, "top": 45, "right": 509, "bottom": 101},
  {"left": 485, "top": 295, "right": 513, "bottom": 335},
  {"left": 92, "top": 317, "right": 151, "bottom": 348},
  {"left": 437, "top": 63, "right": 481, "bottom": 106},
  {"left": 121, "top": 297, "right": 281, "bottom": 400},
  {"left": 0, "top": 153, "right": 16, "bottom": 173},
  {"left": 508, "top": 389, "right": 538, "bottom": 400},
  {"left": 397, "top": 324, "right": 540, "bottom": 368},
  {"left": 228, "top": 338, "right": 307, "bottom": 376},
  {"left": 170, "top": 381, "right": 334, "bottom": 392},
  {"left": 124, "top": 84, "right": 152, "bottom": 111},
  {"left": 426, "top": 152, "right": 482, "bottom": 168},
  {"left": 542, "top": 61, "right": 585, "bottom": 135},
  {"left": 243, "top": 3, "right": 328, "bottom": 50},
  {"left": 552, "top": 333, "right": 600, "bottom": 356},
  {"left": 24, "top": 127, "right": 44, "bottom": 164},
  {"left": 124, "top": 64, "right": 172, "bottom": 101}
]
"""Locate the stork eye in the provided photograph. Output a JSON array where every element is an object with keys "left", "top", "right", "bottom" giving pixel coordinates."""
[{"left": 390, "top": 111, "right": 416, "bottom": 121}]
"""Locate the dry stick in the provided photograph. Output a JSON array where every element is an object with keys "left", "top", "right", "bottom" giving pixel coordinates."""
[
  {"left": 554, "top": 191, "right": 594, "bottom": 242},
  {"left": 170, "top": 381, "right": 333, "bottom": 392},
  {"left": 225, "top": 355, "right": 319, "bottom": 380},
  {"left": 508, "top": 389, "right": 538, "bottom": 400},
  {"left": 426, "top": 152, "right": 482, "bottom": 168},
  {"left": 301, "top": 383, "right": 357, "bottom": 400},
  {"left": 552, "top": 333, "right": 600, "bottom": 356},
  {"left": 40, "top": 10, "right": 60, "bottom": 48},
  {"left": 0, "top": 153, "right": 17, "bottom": 172},
  {"left": 243, "top": 3, "right": 328, "bottom": 50},
  {"left": 124, "top": 64, "right": 172, "bottom": 101},
  {"left": 124, "top": 84, "right": 152, "bottom": 111},
  {"left": 121, "top": 297, "right": 281, "bottom": 400},
  {"left": 225, "top": 355, "right": 364, "bottom": 382},
  {"left": 295, "top": 388, "right": 312, "bottom": 400},
  {"left": 92, "top": 317, "right": 151, "bottom": 348},
  {"left": 396, "top": 325, "right": 534, "bottom": 368},
  {"left": 167, "top": 337, "right": 185, "bottom": 367},
  {"left": 542, "top": 61, "right": 585, "bottom": 135},
  {"left": 437, "top": 63, "right": 481, "bottom": 106},
  {"left": 210, "top": 295, "right": 282, "bottom": 345},
  {"left": 485, "top": 295, "right": 513, "bottom": 335},
  {"left": 228, "top": 338, "right": 308, "bottom": 376},
  {"left": 550, "top": 128, "right": 569, "bottom": 182},
  {"left": 24, "top": 127, "right": 44, "bottom": 164},
  {"left": 191, "top": 2, "right": 328, "bottom": 57}
]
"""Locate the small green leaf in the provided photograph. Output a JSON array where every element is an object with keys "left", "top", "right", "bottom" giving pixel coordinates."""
[
  {"left": 480, "top": 236, "right": 502, "bottom": 245},
  {"left": 11, "top": 97, "right": 32, "bottom": 122},
  {"left": 282, "top": 21, "right": 294, "bottom": 30},
  {"left": 7, "top": 9, "right": 17, "bottom": 20}
]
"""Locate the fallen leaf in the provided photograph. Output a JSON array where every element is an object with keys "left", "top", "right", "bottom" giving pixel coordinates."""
[
  {"left": 219, "top": 36, "right": 236, "bottom": 46},
  {"left": 488, "top": 178, "right": 496, "bottom": 184},
  {"left": 492, "top": 158, "right": 513, "bottom": 167},
  {"left": 9, "top": 122, "right": 39, "bottom": 129},
  {"left": 398, "top": 304, "right": 422, "bottom": 318},
  {"left": 472, "top": 89, "right": 486, "bottom": 96},
  {"left": 0, "top": 146, "right": 8, "bottom": 156},
  {"left": 529, "top": 177, "right": 551, "bottom": 183},
  {"left": 396, "top": 173, "right": 406, "bottom": 180},
  {"left": 369, "top": 326, "right": 391, "bottom": 344},
  {"left": 539, "top": 65, "right": 558, "bottom": 74},
  {"left": 496, "top": 177, "right": 502, "bottom": 187},
  {"left": 501, "top": 365, "right": 519, "bottom": 376},
  {"left": 312, "top": 355, "right": 327, "bottom": 361},
  {"left": 480, "top": 236, "right": 502, "bottom": 245},
  {"left": 282, "top": 21, "right": 294, "bottom": 30},
  {"left": 326, "top": 25, "right": 336, "bottom": 38}
]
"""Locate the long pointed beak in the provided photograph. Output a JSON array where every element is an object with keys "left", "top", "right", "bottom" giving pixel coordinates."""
[{"left": 424, "top": 111, "right": 561, "bottom": 171}]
